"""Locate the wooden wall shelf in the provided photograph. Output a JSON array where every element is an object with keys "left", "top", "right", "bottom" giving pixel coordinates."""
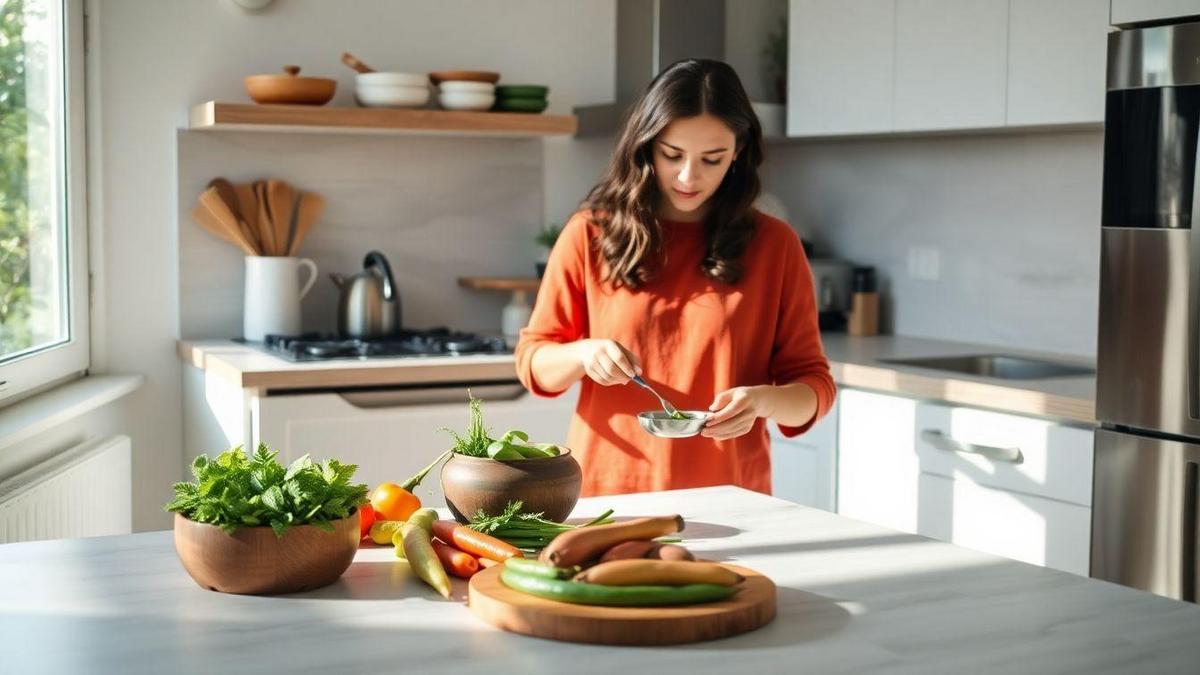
[
  {"left": 188, "top": 102, "right": 578, "bottom": 137},
  {"left": 458, "top": 277, "right": 540, "bottom": 292}
]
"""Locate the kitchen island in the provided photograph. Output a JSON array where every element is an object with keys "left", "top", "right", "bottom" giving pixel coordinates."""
[{"left": 4, "top": 486, "right": 1196, "bottom": 674}]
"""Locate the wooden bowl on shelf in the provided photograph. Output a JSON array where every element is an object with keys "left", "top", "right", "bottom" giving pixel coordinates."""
[
  {"left": 173, "top": 511, "right": 360, "bottom": 595},
  {"left": 244, "top": 65, "right": 337, "bottom": 105},
  {"left": 428, "top": 70, "right": 501, "bottom": 85},
  {"left": 441, "top": 450, "right": 582, "bottom": 523}
]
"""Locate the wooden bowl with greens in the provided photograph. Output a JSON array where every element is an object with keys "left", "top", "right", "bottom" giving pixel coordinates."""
[
  {"left": 439, "top": 394, "right": 582, "bottom": 524},
  {"left": 167, "top": 446, "right": 368, "bottom": 595}
]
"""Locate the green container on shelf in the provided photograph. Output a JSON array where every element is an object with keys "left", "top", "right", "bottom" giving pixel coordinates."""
[
  {"left": 494, "top": 97, "right": 549, "bottom": 113},
  {"left": 495, "top": 84, "right": 549, "bottom": 99}
]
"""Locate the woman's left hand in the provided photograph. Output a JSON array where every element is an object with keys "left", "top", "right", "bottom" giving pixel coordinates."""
[{"left": 702, "top": 386, "right": 774, "bottom": 440}]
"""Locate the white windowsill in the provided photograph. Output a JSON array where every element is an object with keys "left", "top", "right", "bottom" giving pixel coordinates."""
[{"left": 0, "top": 375, "right": 144, "bottom": 452}]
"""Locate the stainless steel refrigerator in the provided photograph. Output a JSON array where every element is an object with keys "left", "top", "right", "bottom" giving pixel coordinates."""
[{"left": 1093, "top": 20, "right": 1200, "bottom": 602}]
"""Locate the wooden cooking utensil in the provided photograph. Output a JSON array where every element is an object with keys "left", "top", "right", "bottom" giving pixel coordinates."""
[
  {"left": 209, "top": 177, "right": 259, "bottom": 254},
  {"left": 233, "top": 182, "right": 261, "bottom": 252},
  {"left": 287, "top": 191, "right": 325, "bottom": 256},
  {"left": 267, "top": 180, "right": 296, "bottom": 257},
  {"left": 341, "top": 52, "right": 374, "bottom": 73},
  {"left": 207, "top": 178, "right": 240, "bottom": 217},
  {"left": 254, "top": 181, "right": 278, "bottom": 256},
  {"left": 193, "top": 195, "right": 257, "bottom": 256},
  {"left": 191, "top": 203, "right": 239, "bottom": 248}
]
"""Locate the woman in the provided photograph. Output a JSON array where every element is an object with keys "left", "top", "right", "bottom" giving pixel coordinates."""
[{"left": 516, "top": 59, "right": 835, "bottom": 497}]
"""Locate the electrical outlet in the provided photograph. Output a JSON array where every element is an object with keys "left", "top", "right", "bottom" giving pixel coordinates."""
[{"left": 907, "top": 246, "right": 941, "bottom": 281}]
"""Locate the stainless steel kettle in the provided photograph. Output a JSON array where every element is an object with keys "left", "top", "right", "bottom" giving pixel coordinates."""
[{"left": 329, "top": 251, "right": 401, "bottom": 339}]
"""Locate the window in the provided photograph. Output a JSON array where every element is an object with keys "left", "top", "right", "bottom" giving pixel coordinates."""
[{"left": 0, "top": 0, "right": 87, "bottom": 406}]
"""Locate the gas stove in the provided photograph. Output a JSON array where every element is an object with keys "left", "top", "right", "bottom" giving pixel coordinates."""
[{"left": 262, "top": 328, "right": 510, "bottom": 362}]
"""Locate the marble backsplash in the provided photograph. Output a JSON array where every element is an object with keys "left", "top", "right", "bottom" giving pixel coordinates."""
[{"left": 764, "top": 130, "right": 1104, "bottom": 357}]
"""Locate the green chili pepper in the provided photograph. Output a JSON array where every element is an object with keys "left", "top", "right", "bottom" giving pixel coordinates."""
[
  {"left": 500, "top": 567, "right": 738, "bottom": 606},
  {"left": 503, "top": 557, "right": 574, "bottom": 579}
]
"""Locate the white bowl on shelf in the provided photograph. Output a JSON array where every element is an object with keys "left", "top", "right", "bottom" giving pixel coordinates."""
[
  {"left": 356, "top": 84, "right": 430, "bottom": 108},
  {"left": 356, "top": 72, "right": 429, "bottom": 87},
  {"left": 438, "top": 91, "right": 495, "bottom": 111},
  {"left": 438, "top": 80, "right": 495, "bottom": 94}
]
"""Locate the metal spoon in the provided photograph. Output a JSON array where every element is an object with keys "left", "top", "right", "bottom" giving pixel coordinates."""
[{"left": 631, "top": 375, "right": 682, "bottom": 418}]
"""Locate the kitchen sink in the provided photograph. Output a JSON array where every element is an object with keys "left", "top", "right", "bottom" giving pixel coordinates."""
[{"left": 878, "top": 354, "right": 1095, "bottom": 380}]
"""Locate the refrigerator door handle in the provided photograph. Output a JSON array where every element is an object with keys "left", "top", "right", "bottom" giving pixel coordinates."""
[
  {"left": 1185, "top": 462, "right": 1199, "bottom": 604},
  {"left": 1189, "top": 131, "right": 1200, "bottom": 420}
]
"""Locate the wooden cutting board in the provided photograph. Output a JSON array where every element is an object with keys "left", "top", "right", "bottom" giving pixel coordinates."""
[{"left": 468, "top": 563, "right": 776, "bottom": 646}]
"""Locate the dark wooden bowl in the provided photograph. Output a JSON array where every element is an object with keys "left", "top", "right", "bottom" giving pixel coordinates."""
[
  {"left": 173, "top": 511, "right": 359, "bottom": 595},
  {"left": 441, "top": 449, "right": 582, "bottom": 524}
]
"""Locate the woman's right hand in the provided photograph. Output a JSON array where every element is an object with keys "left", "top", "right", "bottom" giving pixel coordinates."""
[{"left": 574, "top": 339, "right": 642, "bottom": 386}]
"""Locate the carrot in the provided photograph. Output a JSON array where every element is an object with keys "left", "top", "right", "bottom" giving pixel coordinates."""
[
  {"left": 432, "top": 520, "right": 524, "bottom": 562},
  {"left": 432, "top": 538, "right": 480, "bottom": 579},
  {"left": 478, "top": 557, "right": 500, "bottom": 568},
  {"left": 397, "top": 522, "right": 450, "bottom": 598}
]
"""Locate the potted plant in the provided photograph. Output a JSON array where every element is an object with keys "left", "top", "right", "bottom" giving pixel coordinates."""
[
  {"left": 166, "top": 444, "right": 369, "bottom": 595},
  {"left": 763, "top": 12, "right": 788, "bottom": 103},
  {"left": 534, "top": 223, "right": 562, "bottom": 278},
  {"left": 440, "top": 392, "right": 581, "bottom": 524}
]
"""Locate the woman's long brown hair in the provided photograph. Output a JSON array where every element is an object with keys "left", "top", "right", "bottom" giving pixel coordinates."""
[{"left": 584, "top": 58, "right": 764, "bottom": 289}]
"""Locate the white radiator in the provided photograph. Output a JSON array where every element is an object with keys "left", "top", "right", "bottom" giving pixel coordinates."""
[{"left": 0, "top": 435, "right": 132, "bottom": 544}]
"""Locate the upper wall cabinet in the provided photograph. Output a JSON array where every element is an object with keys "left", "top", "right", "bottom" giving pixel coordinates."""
[
  {"left": 893, "top": 0, "right": 1008, "bottom": 132},
  {"left": 787, "top": 0, "right": 896, "bottom": 136},
  {"left": 1008, "top": 0, "right": 1108, "bottom": 126},
  {"left": 787, "top": 0, "right": 1108, "bottom": 137},
  {"left": 1111, "top": 0, "right": 1200, "bottom": 26}
]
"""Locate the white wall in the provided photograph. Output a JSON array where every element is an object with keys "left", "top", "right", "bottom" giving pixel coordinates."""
[
  {"left": 764, "top": 130, "right": 1103, "bottom": 357},
  {"left": 87, "top": 0, "right": 615, "bottom": 530}
]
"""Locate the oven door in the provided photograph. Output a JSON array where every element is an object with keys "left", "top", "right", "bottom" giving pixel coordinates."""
[{"left": 254, "top": 383, "right": 579, "bottom": 507}]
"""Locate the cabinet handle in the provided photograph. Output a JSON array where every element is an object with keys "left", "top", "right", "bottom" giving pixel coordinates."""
[{"left": 920, "top": 429, "right": 1023, "bottom": 464}]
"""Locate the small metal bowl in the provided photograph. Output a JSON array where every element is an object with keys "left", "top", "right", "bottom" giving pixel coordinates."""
[{"left": 637, "top": 411, "right": 711, "bottom": 438}]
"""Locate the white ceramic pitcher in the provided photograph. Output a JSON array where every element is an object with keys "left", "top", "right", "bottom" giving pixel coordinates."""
[{"left": 243, "top": 256, "right": 318, "bottom": 341}]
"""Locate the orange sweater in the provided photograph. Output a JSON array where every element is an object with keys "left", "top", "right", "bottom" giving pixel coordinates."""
[{"left": 516, "top": 209, "right": 836, "bottom": 496}]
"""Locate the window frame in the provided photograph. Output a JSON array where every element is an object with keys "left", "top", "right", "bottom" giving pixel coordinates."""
[{"left": 0, "top": 0, "right": 89, "bottom": 407}]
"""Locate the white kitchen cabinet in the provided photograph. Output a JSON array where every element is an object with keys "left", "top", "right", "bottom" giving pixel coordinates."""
[
  {"left": 835, "top": 387, "right": 1095, "bottom": 575},
  {"left": 913, "top": 401, "right": 1094, "bottom": 506},
  {"left": 787, "top": 0, "right": 896, "bottom": 136},
  {"left": 1111, "top": 0, "right": 1200, "bottom": 26},
  {"left": 255, "top": 386, "right": 579, "bottom": 507},
  {"left": 917, "top": 473, "right": 1092, "bottom": 575},
  {"left": 1007, "top": 0, "right": 1108, "bottom": 126},
  {"left": 836, "top": 389, "right": 922, "bottom": 533},
  {"left": 770, "top": 397, "right": 839, "bottom": 511},
  {"left": 913, "top": 400, "right": 1093, "bottom": 575},
  {"left": 893, "top": 0, "right": 1010, "bottom": 131}
]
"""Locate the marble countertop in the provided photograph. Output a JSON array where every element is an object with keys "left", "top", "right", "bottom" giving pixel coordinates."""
[
  {"left": 820, "top": 333, "right": 1095, "bottom": 425},
  {"left": 177, "top": 339, "right": 519, "bottom": 390},
  {"left": 2, "top": 486, "right": 1195, "bottom": 674},
  {"left": 179, "top": 333, "right": 1095, "bottom": 423}
]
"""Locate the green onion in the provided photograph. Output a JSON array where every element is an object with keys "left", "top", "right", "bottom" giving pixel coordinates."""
[{"left": 469, "top": 500, "right": 614, "bottom": 550}]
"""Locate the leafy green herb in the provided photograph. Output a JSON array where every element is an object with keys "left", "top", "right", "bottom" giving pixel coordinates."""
[
  {"left": 441, "top": 391, "right": 494, "bottom": 457},
  {"left": 469, "top": 500, "right": 614, "bottom": 551},
  {"left": 534, "top": 223, "right": 562, "bottom": 249},
  {"left": 165, "top": 444, "right": 369, "bottom": 537}
]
